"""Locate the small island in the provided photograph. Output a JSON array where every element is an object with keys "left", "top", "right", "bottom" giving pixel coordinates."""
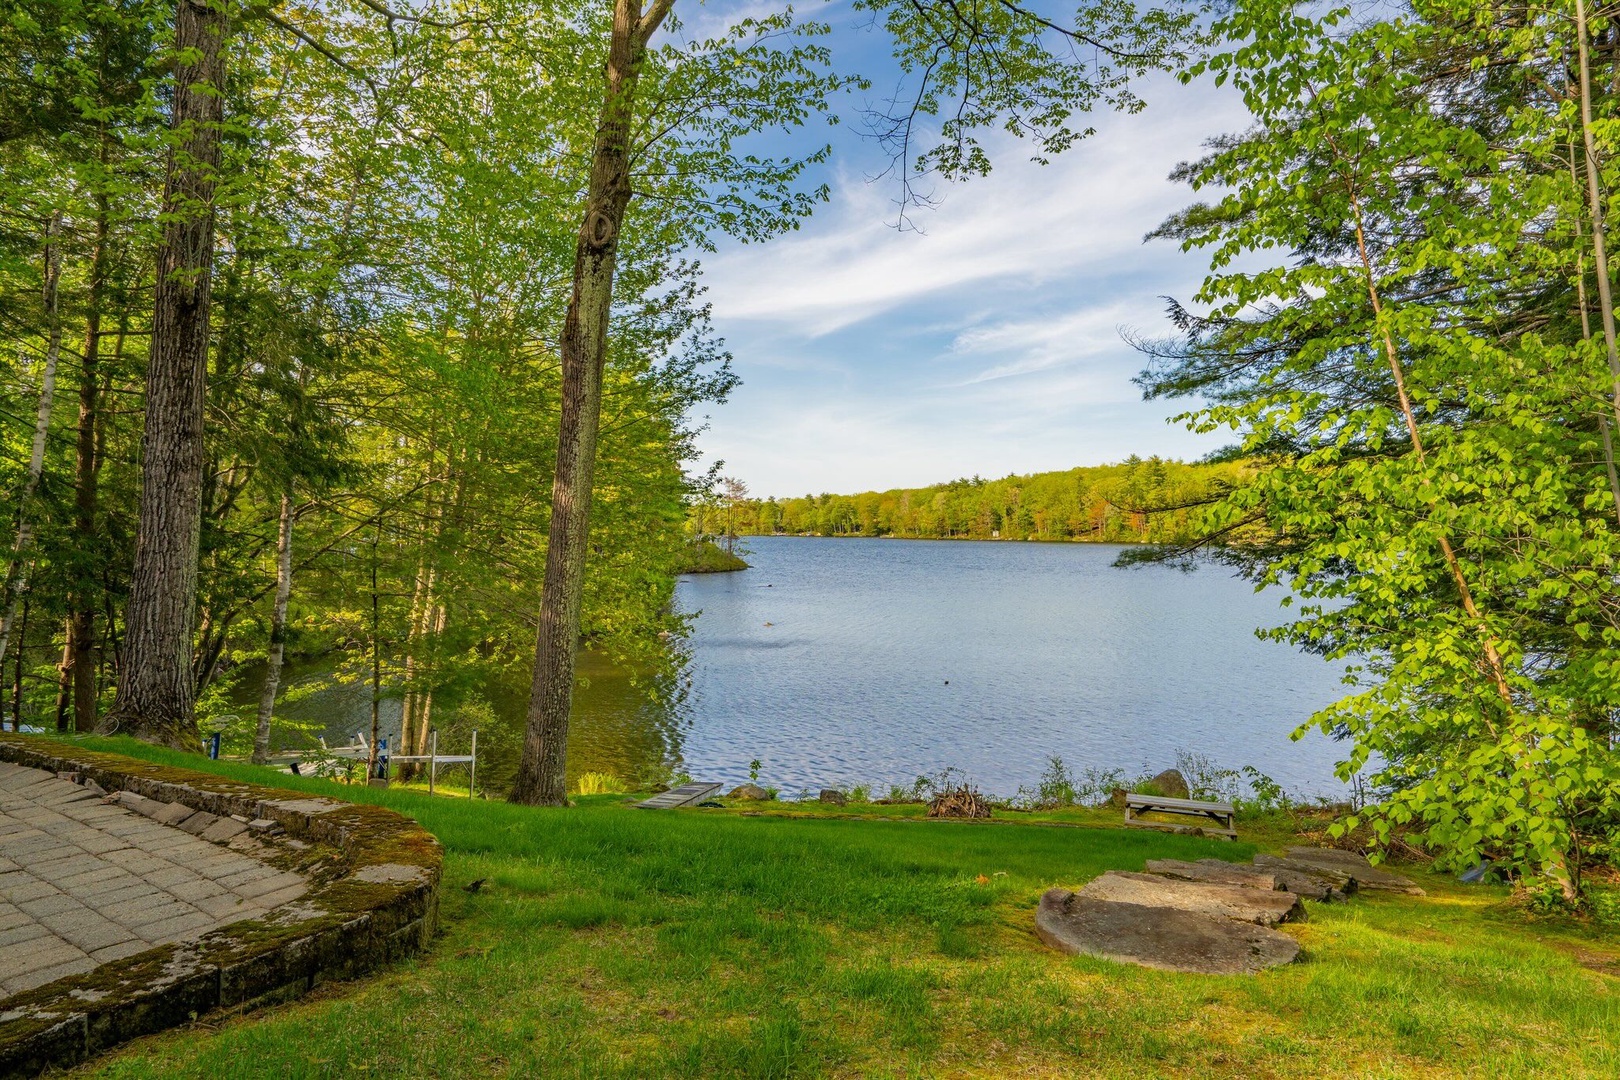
[{"left": 677, "top": 539, "right": 749, "bottom": 573}]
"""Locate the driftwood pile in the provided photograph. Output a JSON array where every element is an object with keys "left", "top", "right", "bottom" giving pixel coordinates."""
[{"left": 927, "top": 785, "right": 992, "bottom": 819}]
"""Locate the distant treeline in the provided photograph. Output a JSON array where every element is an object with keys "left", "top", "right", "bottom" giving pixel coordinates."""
[{"left": 696, "top": 457, "right": 1249, "bottom": 544}]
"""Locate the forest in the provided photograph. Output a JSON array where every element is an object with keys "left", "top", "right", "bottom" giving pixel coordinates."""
[
  {"left": 698, "top": 457, "right": 1250, "bottom": 544},
  {"left": 1, "top": 0, "right": 1618, "bottom": 903}
]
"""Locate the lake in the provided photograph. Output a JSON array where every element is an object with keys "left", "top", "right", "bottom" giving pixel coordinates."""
[
  {"left": 670, "top": 536, "right": 1351, "bottom": 798},
  {"left": 238, "top": 536, "right": 1354, "bottom": 799}
]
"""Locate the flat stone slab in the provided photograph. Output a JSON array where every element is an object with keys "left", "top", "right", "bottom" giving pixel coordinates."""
[
  {"left": 0, "top": 762, "right": 308, "bottom": 998},
  {"left": 1078, "top": 871, "right": 1305, "bottom": 926},
  {"left": 1036, "top": 889, "right": 1300, "bottom": 974},
  {"left": 1252, "top": 855, "right": 1358, "bottom": 901},
  {"left": 1282, "top": 847, "right": 1425, "bottom": 895},
  {"left": 1144, "top": 859, "right": 1282, "bottom": 891}
]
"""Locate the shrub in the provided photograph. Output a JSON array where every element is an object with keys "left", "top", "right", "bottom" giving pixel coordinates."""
[{"left": 576, "top": 772, "right": 628, "bottom": 795}]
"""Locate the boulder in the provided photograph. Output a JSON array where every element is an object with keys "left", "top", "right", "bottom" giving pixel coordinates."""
[
  {"left": 728, "top": 783, "right": 772, "bottom": 801},
  {"left": 818, "top": 789, "right": 848, "bottom": 806},
  {"left": 1035, "top": 889, "right": 1300, "bottom": 974},
  {"left": 1078, "top": 871, "right": 1305, "bottom": 926},
  {"left": 1144, "top": 859, "right": 1283, "bottom": 892},
  {"left": 1145, "top": 769, "right": 1190, "bottom": 799},
  {"left": 1252, "top": 855, "right": 1357, "bottom": 901},
  {"left": 1283, "top": 847, "right": 1425, "bottom": 895}
]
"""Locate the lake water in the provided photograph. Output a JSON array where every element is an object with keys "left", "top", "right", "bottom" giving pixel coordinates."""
[
  {"left": 671, "top": 536, "right": 1351, "bottom": 798},
  {"left": 238, "top": 536, "right": 1355, "bottom": 799}
]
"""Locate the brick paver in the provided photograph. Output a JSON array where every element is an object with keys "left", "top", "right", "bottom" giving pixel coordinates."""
[{"left": 0, "top": 762, "right": 308, "bottom": 997}]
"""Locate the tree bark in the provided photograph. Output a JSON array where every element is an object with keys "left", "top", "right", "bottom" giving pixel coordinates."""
[
  {"left": 0, "top": 215, "right": 65, "bottom": 672},
  {"left": 107, "top": 0, "right": 227, "bottom": 751},
  {"left": 510, "top": 0, "right": 673, "bottom": 806},
  {"left": 251, "top": 490, "right": 294, "bottom": 764},
  {"left": 67, "top": 187, "right": 112, "bottom": 731},
  {"left": 11, "top": 594, "right": 27, "bottom": 731}
]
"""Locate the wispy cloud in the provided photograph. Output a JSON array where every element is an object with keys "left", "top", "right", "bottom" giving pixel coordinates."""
[{"left": 694, "top": 66, "right": 1253, "bottom": 494}]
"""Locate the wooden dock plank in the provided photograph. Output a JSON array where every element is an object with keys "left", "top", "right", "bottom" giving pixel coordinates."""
[{"left": 635, "top": 782, "right": 723, "bottom": 810}]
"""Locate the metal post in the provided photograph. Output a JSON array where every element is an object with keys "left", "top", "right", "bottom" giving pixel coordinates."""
[
  {"left": 428, "top": 729, "right": 437, "bottom": 796},
  {"left": 468, "top": 729, "right": 477, "bottom": 799}
]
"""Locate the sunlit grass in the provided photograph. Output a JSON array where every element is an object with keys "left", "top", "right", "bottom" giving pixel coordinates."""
[{"left": 54, "top": 736, "right": 1620, "bottom": 1079}]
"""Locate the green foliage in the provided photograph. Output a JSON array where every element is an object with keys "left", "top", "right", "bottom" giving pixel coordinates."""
[
  {"left": 1147, "top": 0, "right": 1620, "bottom": 892},
  {"left": 575, "top": 771, "right": 628, "bottom": 796},
  {"left": 706, "top": 457, "right": 1249, "bottom": 543}
]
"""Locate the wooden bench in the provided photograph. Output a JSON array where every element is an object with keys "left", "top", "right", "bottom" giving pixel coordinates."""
[{"left": 1124, "top": 793, "right": 1237, "bottom": 839}]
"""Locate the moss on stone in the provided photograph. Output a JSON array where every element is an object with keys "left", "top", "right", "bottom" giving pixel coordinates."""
[{"left": 0, "top": 734, "right": 444, "bottom": 1078}]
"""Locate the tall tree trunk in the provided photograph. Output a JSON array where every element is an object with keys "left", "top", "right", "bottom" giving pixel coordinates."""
[
  {"left": 251, "top": 490, "right": 294, "bottom": 764},
  {"left": 12, "top": 594, "right": 28, "bottom": 731},
  {"left": 510, "top": 0, "right": 675, "bottom": 806},
  {"left": 68, "top": 187, "right": 112, "bottom": 731},
  {"left": 107, "top": 0, "right": 227, "bottom": 751},
  {"left": 0, "top": 215, "right": 65, "bottom": 670},
  {"left": 396, "top": 562, "right": 431, "bottom": 783},
  {"left": 55, "top": 628, "right": 72, "bottom": 731}
]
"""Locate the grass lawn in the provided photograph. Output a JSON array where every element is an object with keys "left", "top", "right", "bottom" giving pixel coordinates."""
[{"left": 54, "top": 737, "right": 1620, "bottom": 1079}]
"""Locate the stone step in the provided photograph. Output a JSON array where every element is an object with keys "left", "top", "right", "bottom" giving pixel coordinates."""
[
  {"left": 1283, "top": 847, "right": 1425, "bottom": 895},
  {"left": 1251, "top": 855, "right": 1358, "bottom": 901},
  {"left": 1078, "top": 871, "right": 1306, "bottom": 926},
  {"left": 1036, "top": 889, "right": 1300, "bottom": 974},
  {"left": 1143, "top": 859, "right": 1282, "bottom": 892}
]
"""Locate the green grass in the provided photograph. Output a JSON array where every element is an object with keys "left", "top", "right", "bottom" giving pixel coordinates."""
[{"left": 52, "top": 736, "right": 1620, "bottom": 1079}]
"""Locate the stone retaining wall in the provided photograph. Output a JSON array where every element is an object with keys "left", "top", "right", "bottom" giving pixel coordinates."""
[{"left": 0, "top": 735, "right": 442, "bottom": 1079}]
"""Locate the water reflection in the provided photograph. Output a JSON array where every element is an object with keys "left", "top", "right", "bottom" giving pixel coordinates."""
[{"left": 227, "top": 645, "right": 690, "bottom": 792}]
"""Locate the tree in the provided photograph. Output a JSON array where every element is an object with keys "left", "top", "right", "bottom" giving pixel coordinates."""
[
  {"left": 1142, "top": 0, "right": 1620, "bottom": 898},
  {"left": 509, "top": 0, "right": 843, "bottom": 804},
  {"left": 720, "top": 476, "right": 749, "bottom": 555},
  {"left": 0, "top": 217, "right": 64, "bottom": 670},
  {"left": 106, "top": 0, "right": 227, "bottom": 750}
]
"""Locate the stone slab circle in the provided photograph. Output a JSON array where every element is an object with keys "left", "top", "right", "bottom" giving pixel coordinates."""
[
  {"left": 1079, "top": 871, "right": 1306, "bottom": 927},
  {"left": 1039, "top": 843, "right": 1428, "bottom": 974},
  {"left": 1282, "top": 847, "right": 1426, "bottom": 895},
  {"left": 1142, "top": 859, "right": 1284, "bottom": 892},
  {"left": 1036, "top": 889, "right": 1300, "bottom": 976},
  {"left": 0, "top": 735, "right": 442, "bottom": 1080}
]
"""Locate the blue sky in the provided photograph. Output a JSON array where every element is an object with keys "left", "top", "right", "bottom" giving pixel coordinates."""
[{"left": 675, "top": 2, "right": 1252, "bottom": 497}]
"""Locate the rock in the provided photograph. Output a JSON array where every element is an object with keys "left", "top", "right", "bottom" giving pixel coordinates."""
[
  {"left": 1145, "top": 769, "right": 1190, "bottom": 799},
  {"left": 1283, "top": 847, "right": 1425, "bottom": 895},
  {"left": 152, "top": 801, "right": 196, "bottom": 826},
  {"left": 728, "top": 783, "right": 772, "bottom": 801},
  {"left": 1252, "top": 855, "right": 1357, "bottom": 901},
  {"left": 1144, "top": 859, "right": 1283, "bottom": 892},
  {"left": 1106, "top": 787, "right": 1129, "bottom": 810},
  {"left": 1078, "top": 871, "right": 1306, "bottom": 926},
  {"left": 1035, "top": 889, "right": 1300, "bottom": 974},
  {"left": 818, "top": 789, "right": 847, "bottom": 806}
]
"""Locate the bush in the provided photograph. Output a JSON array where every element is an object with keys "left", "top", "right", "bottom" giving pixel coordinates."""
[{"left": 576, "top": 772, "right": 628, "bottom": 795}]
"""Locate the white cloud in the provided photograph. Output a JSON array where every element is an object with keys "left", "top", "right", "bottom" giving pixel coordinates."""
[
  {"left": 702, "top": 75, "right": 1248, "bottom": 338},
  {"left": 693, "top": 67, "right": 1255, "bottom": 494}
]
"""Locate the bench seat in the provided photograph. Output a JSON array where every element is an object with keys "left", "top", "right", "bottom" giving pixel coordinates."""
[{"left": 1124, "top": 793, "right": 1237, "bottom": 838}]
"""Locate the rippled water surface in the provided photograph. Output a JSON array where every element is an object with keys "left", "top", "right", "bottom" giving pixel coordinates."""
[{"left": 671, "top": 536, "right": 1351, "bottom": 796}]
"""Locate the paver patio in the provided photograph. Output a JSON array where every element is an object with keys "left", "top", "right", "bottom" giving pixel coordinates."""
[{"left": 0, "top": 761, "right": 308, "bottom": 997}]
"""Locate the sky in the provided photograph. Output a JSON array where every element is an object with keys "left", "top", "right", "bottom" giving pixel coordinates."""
[{"left": 673, "top": 2, "right": 1255, "bottom": 498}]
